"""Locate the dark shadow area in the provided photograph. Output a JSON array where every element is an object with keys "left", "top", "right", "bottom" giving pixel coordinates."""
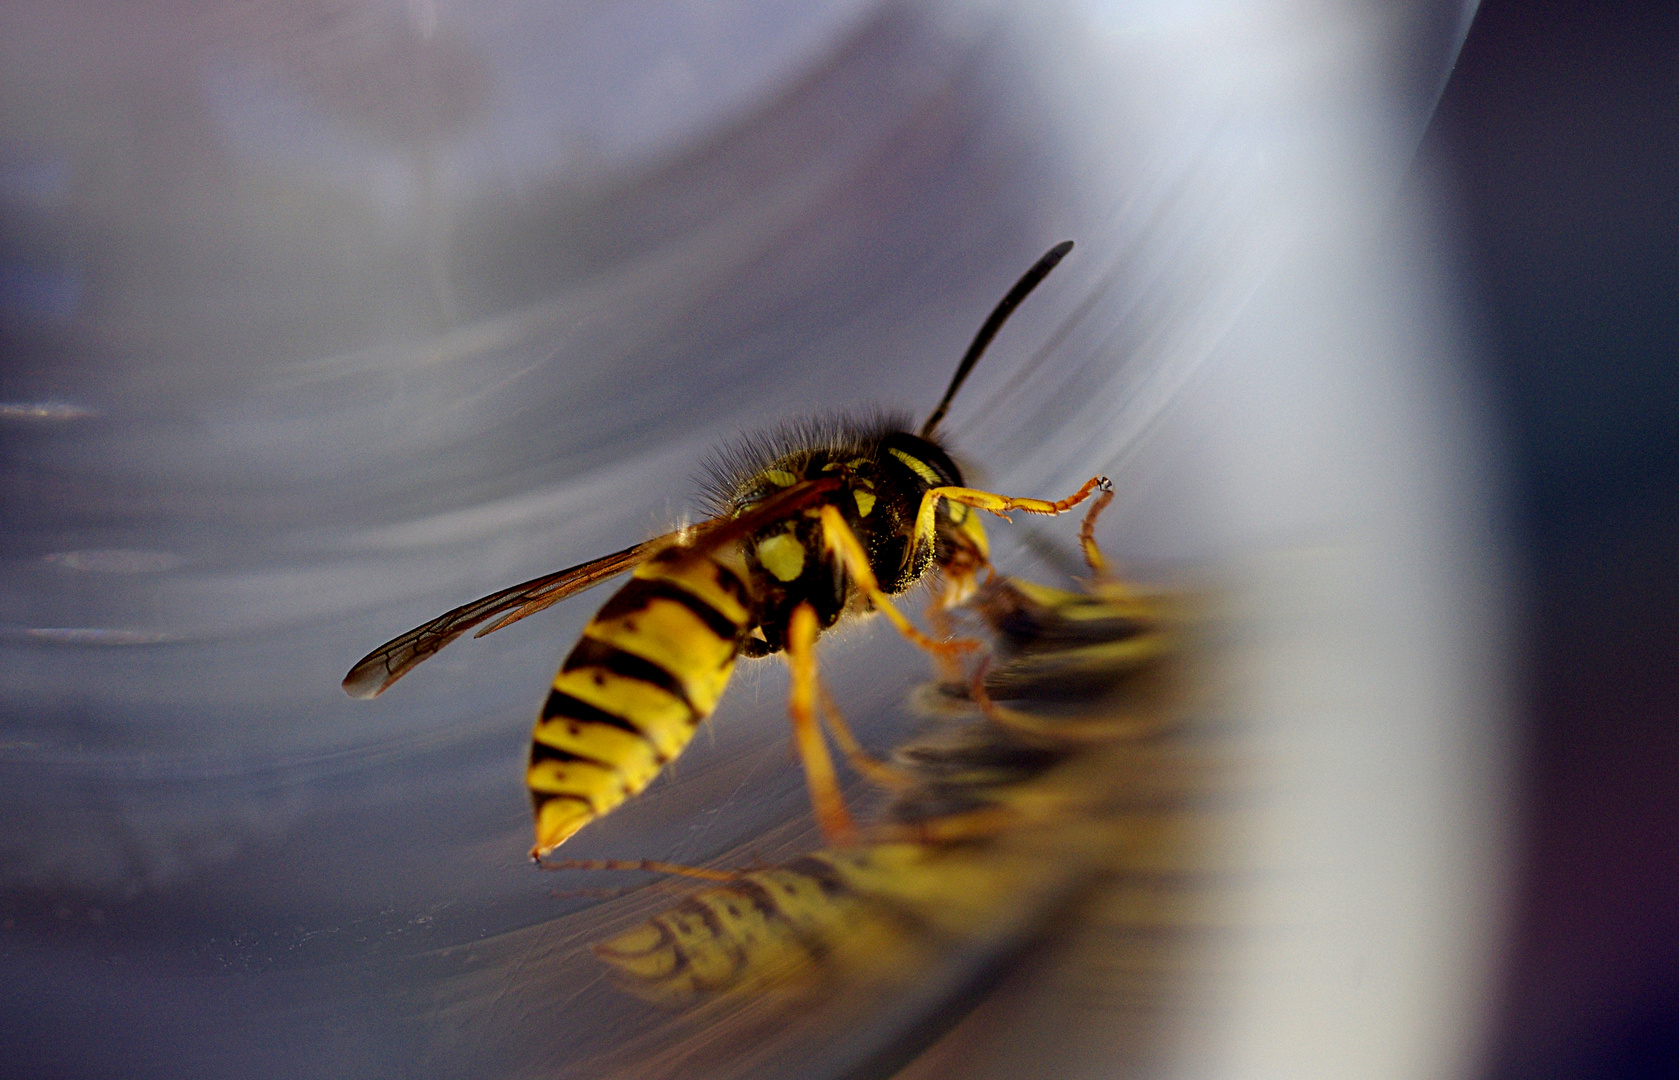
[{"left": 1422, "top": 2, "right": 1679, "bottom": 1077}]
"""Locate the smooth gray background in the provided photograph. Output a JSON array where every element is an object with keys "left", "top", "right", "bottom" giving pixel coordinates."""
[{"left": 1, "top": 2, "right": 1493, "bottom": 1077}]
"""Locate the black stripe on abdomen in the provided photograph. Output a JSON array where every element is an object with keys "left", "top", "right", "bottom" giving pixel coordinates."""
[
  {"left": 561, "top": 637, "right": 697, "bottom": 714},
  {"left": 528, "top": 739, "right": 614, "bottom": 770},
  {"left": 593, "top": 577, "right": 746, "bottom": 641},
  {"left": 539, "top": 688, "right": 656, "bottom": 736},
  {"left": 529, "top": 790, "right": 593, "bottom": 814}
]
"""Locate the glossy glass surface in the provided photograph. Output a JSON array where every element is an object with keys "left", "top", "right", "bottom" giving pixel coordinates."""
[{"left": 1, "top": 2, "right": 1496, "bottom": 1077}]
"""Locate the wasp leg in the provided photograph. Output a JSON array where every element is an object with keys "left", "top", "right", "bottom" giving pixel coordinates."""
[
  {"left": 912, "top": 475, "right": 1111, "bottom": 562},
  {"left": 814, "top": 680, "right": 918, "bottom": 789},
  {"left": 788, "top": 602, "right": 858, "bottom": 844},
  {"left": 817, "top": 505, "right": 977, "bottom": 658},
  {"left": 932, "top": 506, "right": 992, "bottom": 609},
  {"left": 921, "top": 579, "right": 973, "bottom": 685},
  {"left": 1077, "top": 484, "right": 1117, "bottom": 579},
  {"left": 1074, "top": 482, "right": 1147, "bottom": 602},
  {"left": 538, "top": 858, "right": 743, "bottom": 882}
]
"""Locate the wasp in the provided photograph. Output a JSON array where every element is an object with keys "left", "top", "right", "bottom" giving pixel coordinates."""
[
  {"left": 576, "top": 494, "right": 1205, "bottom": 1009},
  {"left": 342, "top": 241, "right": 1107, "bottom": 859}
]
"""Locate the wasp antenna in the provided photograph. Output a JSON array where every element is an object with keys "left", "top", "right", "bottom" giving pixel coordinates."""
[{"left": 920, "top": 240, "right": 1074, "bottom": 439}]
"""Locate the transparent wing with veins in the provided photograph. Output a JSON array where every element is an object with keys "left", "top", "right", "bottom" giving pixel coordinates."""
[
  {"left": 340, "top": 478, "right": 843, "bottom": 700},
  {"left": 341, "top": 538, "right": 666, "bottom": 699}
]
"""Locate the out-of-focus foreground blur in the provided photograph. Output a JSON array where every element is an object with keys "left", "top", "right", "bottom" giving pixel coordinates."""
[{"left": 2, "top": 1, "right": 1665, "bottom": 1078}]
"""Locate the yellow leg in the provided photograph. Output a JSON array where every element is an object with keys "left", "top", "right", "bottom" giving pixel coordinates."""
[
  {"left": 932, "top": 509, "right": 991, "bottom": 610},
  {"left": 818, "top": 505, "right": 976, "bottom": 657},
  {"left": 1076, "top": 483, "right": 1150, "bottom": 600},
  {"left": 788, "top": 602, "right": 858, "bottom": 844},
  {"left": 815, "top": 680, "right": 918, "bottom": 789},
  {"left": 921, "top": 577, "right": 975, "bottom": 685},
  {"left": 1078, "top": 485, "right": 1116, "bottom": 579},
  {"left": 538, "top": 858, "right": 742, "bottom": 882},
  {"left": 912, "top": 476, "right": 1111, "bottom": 564}
]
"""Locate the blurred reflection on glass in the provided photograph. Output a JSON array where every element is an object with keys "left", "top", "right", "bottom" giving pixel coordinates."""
[
  {"left": 0, "top": 2, "right": 1502, "bottom": 1079},
  {"left": 555, "top": 507, "right": 1232, "bottom": 1079}
]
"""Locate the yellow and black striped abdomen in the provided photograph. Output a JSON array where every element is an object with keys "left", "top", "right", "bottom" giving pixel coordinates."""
[
  {"left": 527, "top": 548, "right": 755, "bottom": 856},
  {"left": 591, "top": 843, "right": 1023, "bottom": 1005}
]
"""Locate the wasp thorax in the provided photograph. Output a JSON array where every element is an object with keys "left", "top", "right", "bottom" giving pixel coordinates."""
[{"left": 755, "top": 531, "right": 806, "bottom": 582}]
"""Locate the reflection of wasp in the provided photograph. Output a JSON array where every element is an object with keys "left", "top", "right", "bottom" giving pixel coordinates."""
[
  {"left": 343, "top": 242, "right": 1109, "bottom": 858},
  {"left": 577, "top": 494, "right": 1219, "bottom": 1011}
]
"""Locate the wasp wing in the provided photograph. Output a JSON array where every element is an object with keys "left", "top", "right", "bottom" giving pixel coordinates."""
[
  {"left": 342, "top": 537, "right": 666, "bottom": 699},
  {"left": 341, "top": 478, "right": 844, "bottom": 700},
  {"left": 467, "top": 480, "right": 842, "bottom": 643}
]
